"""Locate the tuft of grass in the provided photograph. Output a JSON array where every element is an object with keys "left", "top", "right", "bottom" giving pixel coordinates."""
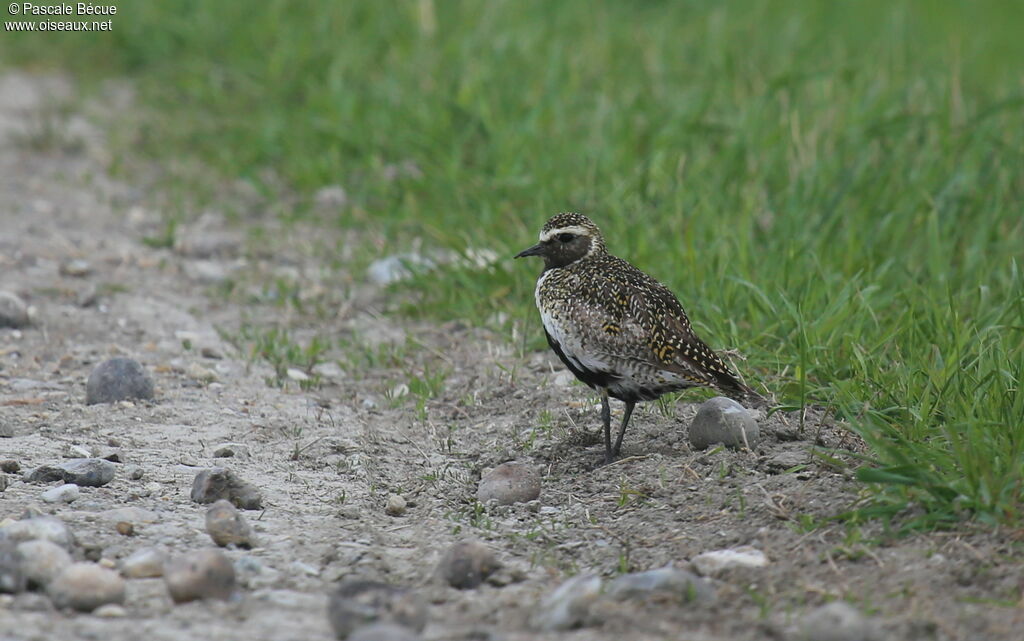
[{"left": 4, "top": 0, "right": 1023, "bottom": 528}]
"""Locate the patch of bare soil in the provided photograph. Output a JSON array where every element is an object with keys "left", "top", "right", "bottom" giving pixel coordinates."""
[{"left": 1, "top": 73, "right": 1021, "bottom": 640}]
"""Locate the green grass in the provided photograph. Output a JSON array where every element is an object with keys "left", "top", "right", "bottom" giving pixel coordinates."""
[{"left": 4, "top": 0, "right": 1023, "bottom": 528}]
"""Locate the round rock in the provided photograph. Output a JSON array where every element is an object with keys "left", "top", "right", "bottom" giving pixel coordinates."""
[
  {"left": 16, "top": 540, "right": 72, "bottom": 589},
  {"left": 688, "top": 397, "right": 760, "bottom": 450},
  {"left": 121, "top": 547, "right": 165, "bottom": 578},
  {"left": 48, "top": 563, "right": 125, "bottom": 612},
  {"left": 58, "top": 459, "right": 116, "bottom": 487},
  {"left": 205, "top": 499, "right": 253, "bottom": 548},
  {"left": 327, "top": 580, "right": 427, "bottom": 640},
  {"left": 1, "top": 516, "right": 75, "bottom": 550},
  {"left": 476, "top": 462, "right": 541, "bottom": 506},
  {"left": 191, "top": 467, "right": 263, "bottom": 510},
  {"left": 384, "top": 494, "right": 407, "bottom": 517},
  {"left": 86, "top": 357, "right": 154, "bottom": 405},
  {"left": 532, "top": 574, "right": 603, "bottom": 631},
  {"left": 436, "top": 540, "right": 500, "bottom": 590},
  {"left": 164, "top": 549, "right": 236, "bottom": 603},
  {"left": 41, "top": 483, "right": 80, "bottom": 504},
  {"left": 0, "top": 291, "right": 30, "bottom": 328},
  {"left": 0, "top": 540, "right": 26, "bottom": 594}
]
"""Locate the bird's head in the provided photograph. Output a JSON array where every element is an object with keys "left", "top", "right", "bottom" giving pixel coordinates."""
[{"left": 514, "top": 212, "right": 606, "bottom": 269}]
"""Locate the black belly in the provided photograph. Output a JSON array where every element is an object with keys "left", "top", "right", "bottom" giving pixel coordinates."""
[{"left": 545, "top": 329, "right": 668, "bottom": 403}]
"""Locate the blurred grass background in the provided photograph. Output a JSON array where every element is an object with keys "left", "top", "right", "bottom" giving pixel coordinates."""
[{"left": 3, "top": 0, "right": 1023, "bottom": 528}]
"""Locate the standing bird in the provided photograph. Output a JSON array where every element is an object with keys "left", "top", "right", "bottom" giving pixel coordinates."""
[{"left": 515, "top": 212, "right": 767, "bottom": 462}]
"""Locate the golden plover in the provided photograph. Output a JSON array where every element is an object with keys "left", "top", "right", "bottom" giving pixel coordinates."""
[{"left": 515, "top": 212, "right": 767, "bottom": 462}]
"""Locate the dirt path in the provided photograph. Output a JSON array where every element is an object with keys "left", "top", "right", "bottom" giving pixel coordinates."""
[{"left": 1, "top": 73, "right": 1021, "bottom": 641}]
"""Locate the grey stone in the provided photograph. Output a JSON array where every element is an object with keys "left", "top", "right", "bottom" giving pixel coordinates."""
[
  {"left": 85, "top": 357, "right": 154, "bottom": 405},
  {"left": 48, "top": 563, "right": 126, "bottom": 612},
  {"left": 190, "top": 467, "right": 263, "bottom": 510},
  {"left": 58, "top": 458, "right": 116, "bottom": 487},
  {"left": 384, "top": 494, "right": 407, "bottom": 517},
  {"left": 212, "top": 443, "right": 250, "bottom": 459},
  {"left": 800, "top": 601, "right": 884, "bottom": 641},
  {"left": 0, "top": 460, "right": 18, "bottom": 473},
  {"left": 327, "top": 580, "right": 427, "bottom": 640},
  {"left": 607, "top": 566, "right": 715, "bottom": 603},
  {"left": 0, "top": 291, "right": 30, "bottom": 328},
  {"left": 533, "top": 574, "right": 603, "bottom": 631},
  {"left": 0, "top": 516, "right": 75, "bottom": 550},
  {"left": 688, "top": 396, "right": 760, "bottom": 450},
  {"left": 476, "top": 462, "right": 541, "bottom": 506},
  {"left": 120, "top": 547, "right": 165, "bottom": 578},
  {"left": 59, "top": 259, "right": 92, "bottom": 277},
  {"left": 436, "top": 540, "right": 500, "bottom": 590},
  {"left": 205, "top": 499, "right": 253, "bottom": 548},
  {"left": 0, "top": 540, "right": 26, "bottom": 594},
  {"left": 692, "top": 546, "right": 769, "bottom": 577},
  {"left": 16, "top": 540, "right": 72, "bottom": 588},
  {"left": 164, "top": 549, "right": 236, "bottom": 603},
  {"left": 24, "top": 466, "right": 65, "bottom": 484}
]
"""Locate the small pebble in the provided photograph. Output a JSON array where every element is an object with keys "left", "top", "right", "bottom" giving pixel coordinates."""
[
  {"left": 16, "top": 540, "right": 72, "bottom": 588},
  {"left": 436, "top": 540, "right": 500, "bottom": 590},
  {"left": 0, "top": 541, "right": 26, "bottom": 594},
  {"left": 48, "top": 563, "right": 126, "bottom": 612},
  {"left": 212, "top": 443, "right": 250, "bottom": 459},
  {"left": 41, "top": 484, "right": 80, "bottom": 504},
  {"left": 688, "top": 397, "right": 760, "bottom": 450},
  {"left": 128, "top": 466, "right": 145, "bottom": 480},
  {"left": 59, "top": 259, "right": 92, "bottom": 277},
  {"left": 205, "top": 499, "right": 253, "bottom": 548},
  {"left": 0, "top": 460, "right": 20, "bottom": 473},
  {"left": 384, "top": 494, "right": 407, "bottom": 517},
  {"left": 93, "top": 603, "right": 127, "bottom": 618},
  {"left": 691, "top": 546, "right": 769, "bottom": 577},
  {"left": 327, "top": 580, "right": 427, "bottom": 640},
  {"left": 348, "top": 623, "right": 422, "bottom": 641},
  {"left": 607, "top": 566, "right": 714, "bottom": 602},
  {"left": 185, "top": 362, "right": 218, "bottom": 384},
  {"left": 476, "top": 462, "right": 541, "bottom": 506},
  {"left": 85, "top": 357, "right": 154, "bottom": 405},
  {"left": 59, "top": 458, "right": 116, "bottom": 487},
  {"left": 190, "top": 467, "right": 263, "bottom": 509},
  {"left": 0, "top": 291, "right": 30, "bottom": 328},
  {"left": 0, "top": 516, "right": 75, "bottom": 549},
  {"left": 164, "top": 549, "right": 236, "bottom": 603},
  {"left": 63, "top": 444, "right": 93, "bottom": 458},
  {"left": 115, "top": 522, "right": 135, "bottom": 536},
  {"left": 533, "top": 574, "right": 603, "bottom": 631},
  {"left": 121, "top": 547, "right": 165, "bottom": 578},
  {"left": 800, "top": 601, "right": 884, "bottom": 641}
]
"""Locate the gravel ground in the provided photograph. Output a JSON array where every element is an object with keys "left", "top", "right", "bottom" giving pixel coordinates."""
[{"left": 1, "top": 73, "right": 1022, "bottom": 641}]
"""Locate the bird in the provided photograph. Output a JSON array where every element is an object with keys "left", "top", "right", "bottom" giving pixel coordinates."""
[{"left": 515, "top": 212, "right": 767, "bottom": 463}]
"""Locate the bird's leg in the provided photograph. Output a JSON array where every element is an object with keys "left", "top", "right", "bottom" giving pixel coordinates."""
[
  {"left": 600, "top": 389, "right": 613, "bottom": 463},
  {"left": 611, "top": 401, "right": 635, "bottom": 458}
]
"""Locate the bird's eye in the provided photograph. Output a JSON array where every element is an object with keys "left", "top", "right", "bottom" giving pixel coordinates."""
[{"left": 557, "top": 233, "right": 575, "bottom": 243}]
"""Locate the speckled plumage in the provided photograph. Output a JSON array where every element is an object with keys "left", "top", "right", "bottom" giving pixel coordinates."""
[{"left": 516, "top": 212, "right": 767, "bottom": 461}]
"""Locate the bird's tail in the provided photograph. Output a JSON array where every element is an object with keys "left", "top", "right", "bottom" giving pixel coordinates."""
[{"left": 718, "top": 377, "right": 771, "bottom": 410}]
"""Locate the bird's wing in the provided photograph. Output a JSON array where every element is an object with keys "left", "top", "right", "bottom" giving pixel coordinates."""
[{"left": 583, "top": 263, "right": 760, "bottom": 397}]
